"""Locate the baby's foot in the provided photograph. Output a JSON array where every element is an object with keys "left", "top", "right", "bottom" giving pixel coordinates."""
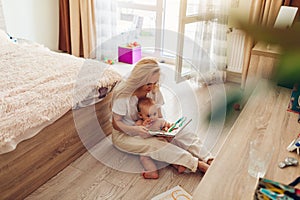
[
  {"left": 142, "top": 171, "right": 159, "bottom": 179},
  {"left": 207, "top": 158, "right": 214, "bottom": 165},
  {"left": 140, "top": 156, "right": 159, "bottom": 179}
]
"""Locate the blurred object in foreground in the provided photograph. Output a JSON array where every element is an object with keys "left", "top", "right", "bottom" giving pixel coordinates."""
[
  {"left": 238, "top": 21, "right": 300, "bottom": 87},
  {"left": 207, "top": 87, "right": 243, "bottom": 123}
]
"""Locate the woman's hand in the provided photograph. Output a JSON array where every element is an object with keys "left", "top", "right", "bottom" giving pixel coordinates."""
[
  {"left": 113, "top": 113, "right": 151, "bottom": 138},
  {"left": 133, "top": 126, "right": 152, "bottom": 138}
]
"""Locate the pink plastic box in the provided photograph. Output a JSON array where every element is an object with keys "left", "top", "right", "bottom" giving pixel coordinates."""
[{"left": 118, "top": 46, "right": 141, "bottom": 64}]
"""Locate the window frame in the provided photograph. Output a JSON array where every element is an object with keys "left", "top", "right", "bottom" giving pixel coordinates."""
[
  {"left": 117, "top": 0, "right": 164, "bottom": 58},
  {"left": 176, "top": 0, "right": 200, "bottom": 82},
  {"left": 116, "top": 0, "right": 203, "bottom": 82}
]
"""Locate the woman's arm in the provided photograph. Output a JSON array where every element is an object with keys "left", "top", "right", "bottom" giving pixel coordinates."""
[{"left": 112, "top": 113, "right": 152, "bottom": 138}]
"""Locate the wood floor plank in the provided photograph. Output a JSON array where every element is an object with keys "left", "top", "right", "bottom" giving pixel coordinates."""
[
  {"left": 80, "top": 180, "right": 122, "bottom": 200},
  {"left": 25, "top": 166, "right": 84, "bottom": 200}
]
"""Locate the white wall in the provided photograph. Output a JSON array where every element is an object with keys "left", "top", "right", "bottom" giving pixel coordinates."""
[
  {"left": 1, "top": 0, "right": 251, "bottom": 51},
  {"left": 2, "top": 0, "right": 59, "bottom": 51}
]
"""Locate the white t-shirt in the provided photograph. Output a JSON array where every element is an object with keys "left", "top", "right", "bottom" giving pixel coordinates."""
[{"left": 112, "top": 90, "right": 164, "bottom": 126}]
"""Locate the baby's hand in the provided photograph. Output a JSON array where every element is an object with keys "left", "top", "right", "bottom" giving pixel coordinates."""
[
  {"left": 163, "top": 121, "right": 173, "bottom": 131},
  {"left": 135, "top": 119, "right": 143, "bottom": 126},
  {"left": 142, "top": 118, "right": 153, "bottom": 127},
  {"left": 162, "top": 126, "right": 169, "bottom": 132}
]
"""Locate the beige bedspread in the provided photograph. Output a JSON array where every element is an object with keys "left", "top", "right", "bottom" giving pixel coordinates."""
[{"left": 0, "top": 30, "right": 121, "bottom": 154}]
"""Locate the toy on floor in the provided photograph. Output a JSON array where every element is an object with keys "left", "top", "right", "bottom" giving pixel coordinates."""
[
  {"left": 287, "top": 133, "right": 300, "bottom": 155},
  {"left": 278, "top": 157, "right": 298, "bottom": 168},
  {"left": 233, "top": 103, "right": 241, "bottom": 111}
]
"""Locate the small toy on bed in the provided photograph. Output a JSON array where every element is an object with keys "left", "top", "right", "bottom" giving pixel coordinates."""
[
  {"left": 104, "top": 57, "right": 115, "bottom": 65},
  {"left": 126, "top": 41, "right": 140, "bottom": 48}
]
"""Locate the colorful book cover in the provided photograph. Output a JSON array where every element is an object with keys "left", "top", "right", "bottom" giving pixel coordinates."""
[
  {"left": 148, "top": 117, "right": 192, "bottom": 137},
  {"left": 287, "top": 83, "right": 300, "bottom": 114},
  {"left": 254, "top": 178, "right": 300, "bottom": 200}
]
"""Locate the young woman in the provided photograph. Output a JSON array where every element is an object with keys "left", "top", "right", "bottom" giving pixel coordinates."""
[{"left": 111, "top": 57, "right": 213, "bottom": 179}]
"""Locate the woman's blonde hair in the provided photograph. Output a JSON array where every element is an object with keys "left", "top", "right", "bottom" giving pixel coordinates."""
[{"left": 113, "top": 57, "right": 160, "bottom": 100}]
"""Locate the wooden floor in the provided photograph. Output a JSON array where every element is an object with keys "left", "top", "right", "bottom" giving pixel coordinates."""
[{"left": 25, "top": 81, "right": 242, "bottom": 200}]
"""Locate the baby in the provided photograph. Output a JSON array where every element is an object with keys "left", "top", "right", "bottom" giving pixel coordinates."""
[
  {"left": 136, "top": 97, "right": 170, "bottom": 132},
  {"left": 136, "top": 97, "right": 172, "bottom": 179}
]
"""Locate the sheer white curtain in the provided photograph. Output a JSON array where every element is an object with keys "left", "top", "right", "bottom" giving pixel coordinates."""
[
  {"left": 94, "top": 0, "right": 117, "bottom": 60},
  {"left": 0, "top": 0, "right": 6, "bottom": 31},
  {"left": 192, "top": 0, "right": 229, "bottom": 80}
]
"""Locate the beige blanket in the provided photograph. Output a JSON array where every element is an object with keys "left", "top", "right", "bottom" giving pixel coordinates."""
[{"left": 0, "top": 30, "right": 121, "bottom": 153}]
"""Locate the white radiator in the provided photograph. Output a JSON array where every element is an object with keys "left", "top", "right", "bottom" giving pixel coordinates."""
[{"left": 227, "top": 29, "right": 245, "bottom": 73}]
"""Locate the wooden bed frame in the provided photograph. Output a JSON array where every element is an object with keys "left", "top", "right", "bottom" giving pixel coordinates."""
[{"left": 0, "top": 93, "right": 113, "bottom": 200}]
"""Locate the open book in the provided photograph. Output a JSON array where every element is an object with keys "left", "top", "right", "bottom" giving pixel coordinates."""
[
  {"left": 148, "top": 116, "right": 192, "bottom": 137},
  {"left": 151, "top": 185, "right": 192, "bottom": 200}
]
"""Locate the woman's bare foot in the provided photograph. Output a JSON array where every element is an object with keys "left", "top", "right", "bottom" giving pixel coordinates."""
[
  {"left": 140, "top": 156, "right": 159, "bottom": 179},
  {"left": 172, "top": 164, "right": 187, "bottom": 174},
  {"left": 198, "top": 161, "right": 210, "bottom": 173},
  {"left": 207, "top": 158, "right": 214, "bottom": 165}
]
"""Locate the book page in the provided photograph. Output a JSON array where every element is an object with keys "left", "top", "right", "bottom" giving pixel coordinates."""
[{"left": 151, "top": 185, "right": 192, "bottom": 200}]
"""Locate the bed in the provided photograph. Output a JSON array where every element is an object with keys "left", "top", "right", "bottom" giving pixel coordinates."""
[{"left": 0, "top": 14, "right": 121, "bottom": 200}]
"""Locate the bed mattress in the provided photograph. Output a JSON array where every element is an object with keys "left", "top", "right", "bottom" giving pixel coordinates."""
[{"left": 0, "top": 30, "right": 121, "bottom": 154}]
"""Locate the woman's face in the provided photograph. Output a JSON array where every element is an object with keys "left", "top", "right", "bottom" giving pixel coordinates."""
[{"left": 138, "top": 72, "right": 160, "bottom": 94}]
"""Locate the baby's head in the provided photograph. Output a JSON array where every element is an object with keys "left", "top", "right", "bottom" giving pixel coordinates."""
[{"left": 137, "top": 97, "right": 159, "bottom": 121}]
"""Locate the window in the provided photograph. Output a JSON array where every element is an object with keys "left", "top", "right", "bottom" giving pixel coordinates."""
[
  {"left": 176, "top": 0, "right": 229, "bottom": 80},
  {"left": 116, "top": 0, "right": 202, "bottom": 63},
  {"left": 116, "top": 0, "right": 182, "bottom": 61},
  {"left": 116, "top": 0, "right": 228, "bottom": 81},
  {"left": 116, "top": 0, "right": 164, "bottom": 56}
]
